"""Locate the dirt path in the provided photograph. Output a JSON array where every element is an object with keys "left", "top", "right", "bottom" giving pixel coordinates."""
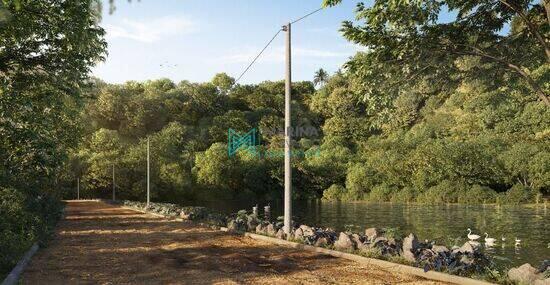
[{"left": 21, "top": 201, "right": 446, "bottom": 284}]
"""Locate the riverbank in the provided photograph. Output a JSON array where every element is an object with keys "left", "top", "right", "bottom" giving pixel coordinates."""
[{"left": 19, "top": 201, "right": 445, "bottom": 284}]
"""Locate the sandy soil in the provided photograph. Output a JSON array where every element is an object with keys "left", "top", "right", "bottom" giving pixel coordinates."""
[{"left": 20, "top": 201, "right": 447, "bottom": 284}]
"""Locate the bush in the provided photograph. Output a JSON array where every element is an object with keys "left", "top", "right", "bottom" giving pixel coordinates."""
[
  {"left": 416, "top": 180, "right": 466, "bottom": 204},
  {"left": 322, "top": 184, "right": 347, "bottom": 201},
  {"left": 498, "top": 184, "right": 536, "bottom": 205},
  {"left": 390, "top": 187, "right": 416, "bottom": 203},
  {"left": 368, "top": 183, "right": 397, "bottom": 202},
  {"left": 457, "top": 185, "right": 497, "bottom": 204},
  {"left": 0, "top": 187, "right": 63, "bottom": 277}
]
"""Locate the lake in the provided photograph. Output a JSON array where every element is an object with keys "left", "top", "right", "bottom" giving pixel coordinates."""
[{"left": 183, "top": 199, "right": 549, "bottom": 268}]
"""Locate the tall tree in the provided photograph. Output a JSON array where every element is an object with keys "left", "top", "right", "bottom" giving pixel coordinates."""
[
  {"left": 323, "top": 0, "right": 550, "bottom": 106},
  {"left": 313, "top": 68, "right": 329, "bottom": 87},
  {"left": 0, "top": 0, "right": 107, "bottom": 187}
]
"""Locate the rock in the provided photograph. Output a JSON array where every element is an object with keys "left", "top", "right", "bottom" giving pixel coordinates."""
[
  {"left": 227, "top": 219, "right": 239, "bottom": 232},
  {"left": 299, "top": 225, "right": 315, "bottom": 237},
  {"left": 364, "top": 228, "right": 380, "bottom": 241},
  {"left": 372, "top": 236, "right": 388, "bottom": 245},
  {"left": 456, "top": 241, "right": 477, "bottom": 254},
  {"left": 266, "top": 224, "right": 277, "bottom": 236},
  {"left": 275, "top": 229, "right": 286, "bottom": 240},
  {"left": 402, "top": 233, "right": 419, "bottom": 262},
  {"left": 431, "top": 245, "right": 449, "bottom": 254},
  {"left": 351, "top": 234, "right": 366, "bottom": 249},
  {"left": 334, "top": 232, "right": 356, "bottom": 251},
  {"left": 293, "top": 228, "right": 304, "bottom": 240},
  {"left": 538, "top": 260, "right": 550, "bottom": 273},
  {"left": 180, "top": 210, "right": 191, "bottom": 220},
  {"left": 315, "top": 237, "right": 329, "bottom": 247},
  {"left": 534, "top": 278, "right": 550, "bottom": 285},
  {"left": 256, "top": 224, "right": 266, "bottom": 234},
  {"left": 508, "top": 263, "right": 541, "bottom": 285},
  {"left": 460, "top": 255, "right": 474, "bottom": 265}
]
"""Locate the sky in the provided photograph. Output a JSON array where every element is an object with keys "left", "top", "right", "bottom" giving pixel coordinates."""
[{"left": 92, "top": 0, "right": 363, "bottom": 84}]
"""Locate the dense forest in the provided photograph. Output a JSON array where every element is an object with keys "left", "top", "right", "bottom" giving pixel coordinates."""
[
  {"left": 1, "top": 0, "right": 549, "bottom": 277},
  {"left": 65, "top": 63, "right": 549, "bottom": 205}
]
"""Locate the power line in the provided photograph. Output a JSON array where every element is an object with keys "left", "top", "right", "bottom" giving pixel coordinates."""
[
  {"left": 234, "top": 29, "right": 283, "bottom": 84},
  {"left": 291, "top": 7, "right": 323, "bottom": 24},
  {"left": 233, "top": 7, "right": 324, "bottom": 85}
]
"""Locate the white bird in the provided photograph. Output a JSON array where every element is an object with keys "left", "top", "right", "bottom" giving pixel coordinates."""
[
  {"left": 467, "top": 228, "right": 481, "bottom": 241},
  {"left": 485, "top": 233, "right": 496, "bottom": 245},
  {"left": 515, "top": 238, "right": 521, "bottom": 247},
  {"left": 501, "top": 236, "right": 506, "bottom": 242}
]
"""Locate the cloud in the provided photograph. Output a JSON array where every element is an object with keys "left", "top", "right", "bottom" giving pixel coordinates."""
[
  {"left": 104, "top": 16, "right": 196, "bottom": 43},
  {"left": 220, "top": 46, "right": 350, "bottom": 64}
]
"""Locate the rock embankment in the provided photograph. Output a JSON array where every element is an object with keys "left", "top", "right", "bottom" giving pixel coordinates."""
[{"left": 114, "top": 200, "right": 525, "bottom": 283}]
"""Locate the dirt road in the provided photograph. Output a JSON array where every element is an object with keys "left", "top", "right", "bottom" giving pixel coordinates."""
[{"left": 20, "top": 201, "right": 445, "bottom": 284}]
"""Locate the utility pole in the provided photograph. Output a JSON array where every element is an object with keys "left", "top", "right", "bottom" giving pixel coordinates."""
[
  {"left": 147, "top": 137, "right": 150, "bottom": 208},
  {"left": 77, "top": 177, "right": 80, "bottom": 200},
  {"left": 112, "top": 164, "right": 116, "bottom": 201},
  {"left": 283, "top": 22, "right": 292, "bottom": 235}
]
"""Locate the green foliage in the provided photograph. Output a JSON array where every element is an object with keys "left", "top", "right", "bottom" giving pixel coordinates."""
[
  {"left": 0, "top": 187, "right": 63, "bottom": 277},
  {"left": 322, "top": 184, "right": 346, "bottom": 201},
  {"left": 0, "top": 0, "right": 105, "bottom": 276},
  {"left": 457, "top": 185, "right": 498, "bottom": 204},
  {"left": 498, "top": 184, "right": 537, "bottom": 205}
]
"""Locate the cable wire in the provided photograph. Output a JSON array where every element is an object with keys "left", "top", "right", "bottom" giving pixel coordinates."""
[
  {"left": 234, "top": 29, "right": 283, "bottom": 84},
  {"left": 291, "top": 7, "right": 323, "bottom": 24},
  {"left": 232, "top": 7, "right": 324, "bottom": 85}
]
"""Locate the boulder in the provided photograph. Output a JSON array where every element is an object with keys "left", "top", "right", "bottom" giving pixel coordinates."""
[
  {"left": 455, "top": 241, "right": 478, "bottom": 254},
  {"left": 508, "top": 263, "right": 542, "bottom": 285},
  {"left": 334, "top": 232, "right": 356, "bottom": 251},
  {"left": 275, "top": 229, "right": 286, "bottom": 240},
  {"left": 266, "top": 224, "right": 277, "bottom": 236},
  {"left": 315, "top": 237, "right": 329, "bottom": 247},
  {"left": 460, "top": 255, "right": 474, "bottom": 265},
  {"left": 364, "top": 228, "right": 380, "bottom": 241},
  {"left": 534, "top": 279, "right": 550, "bottom": 285},
  {"left": 538, "top": 260, "right": 550, "bottom": 273},
  {"left": 351, "top": 234, "right": 366, "bottom": 249},
  {"left": 256, "top": 224, "right": 266, "bottom": 235},
  {"left": 300, "top": 225, "right": 315, "bottom": 237},
  {"left": 431, "top": 245, "right": 449, "bottom": 254},
  {"left": 293, "top": 228, "right": 304, "bottom": 240},
  {"left": 227, "top": 219, "right": 239, "bottom": 233},
  {"left": 402, "top": 233, "right": 419, "bottom": 262},
  {"left": 180, "top": 210, "right": 191, "bottom": 220}
]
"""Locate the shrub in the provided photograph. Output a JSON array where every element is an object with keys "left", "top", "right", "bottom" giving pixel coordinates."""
[
  {"left": 0, "top": 187, "right": 62, "bottom": 277},
  {"left": 322, "top": 184, "right": 346, "bottom": 201},
  {"left": 368, "top": 183, "right": 396, "bottom": 202},
  {"left": 498, "top": 184, "right": 536, "bottom": 205},
  {"left": 416, "top": 180, "right": 466, "bottom": 204},
  {"left": 457, "top": 185, "right": 497, "bottom": 204},
  {"left": 390, "top": 187, "right": 416, "bottom": 203}
]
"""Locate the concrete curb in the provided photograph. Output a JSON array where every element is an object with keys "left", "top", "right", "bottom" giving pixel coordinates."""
[{"left": 1, "top": 243, "right": 39, "bottom": 285}]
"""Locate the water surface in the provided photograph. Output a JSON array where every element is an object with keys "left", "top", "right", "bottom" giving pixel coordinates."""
[{"left": 185, "top": 199, "right": 549, "bottom": 268}]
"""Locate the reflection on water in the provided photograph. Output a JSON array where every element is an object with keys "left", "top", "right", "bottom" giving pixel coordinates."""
[{"left": 184, "top": 199, "right": 549, "bottom": 267}]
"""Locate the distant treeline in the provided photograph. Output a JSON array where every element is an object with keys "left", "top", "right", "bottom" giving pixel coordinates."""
[{"left": 63, "top": 69, "right": 549, "bottom": 205}]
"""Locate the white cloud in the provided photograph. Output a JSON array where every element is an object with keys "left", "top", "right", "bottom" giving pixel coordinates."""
[
  {"left": 220, "top": 46, "right": 350, "bottom": 64},
  {"left": 104, "top": 16, "right": 196, "bottom": 43}
]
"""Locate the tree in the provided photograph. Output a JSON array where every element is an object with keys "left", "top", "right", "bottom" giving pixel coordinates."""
[
  {"left": 323, "top": 0, "right": 550, "bottom": 106},
  {"left": 313, "top": 68, "right": 329, "bottom": 87}
]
